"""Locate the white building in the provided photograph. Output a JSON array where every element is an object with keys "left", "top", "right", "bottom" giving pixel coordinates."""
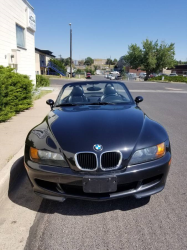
[{"left": 0, "top": 0, "right": 36, "bottom": 84}]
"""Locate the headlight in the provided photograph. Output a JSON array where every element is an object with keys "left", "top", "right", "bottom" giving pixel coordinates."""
[
  {"left": 128, "top": 142, "right": 165, "bottom": 165},
  {"left": 30, "top": 147, "right": 68, "bottom": 167}
]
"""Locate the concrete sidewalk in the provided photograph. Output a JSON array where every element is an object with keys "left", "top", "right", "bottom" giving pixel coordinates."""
[
  {"left": 0, "top": 87, "right": 60, "bottom": 171},
  {"left": 0, "top": 88, "right": 61, "bottom": 249}
]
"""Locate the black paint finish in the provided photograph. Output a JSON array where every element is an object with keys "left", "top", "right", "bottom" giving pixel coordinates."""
[{"left": 24, "top": 81, "right": 171, "bottom": 201}]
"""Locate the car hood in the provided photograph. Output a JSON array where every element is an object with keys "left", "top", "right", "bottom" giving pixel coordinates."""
[
  {"left": 48, "top": 105, "right": 142, "bottom": 155},
  {"left": 44, "top": 105, "right": 167, "bottom": 161},
  {"left": 26, "top": 104, "right": 168, "bottom": 169}
]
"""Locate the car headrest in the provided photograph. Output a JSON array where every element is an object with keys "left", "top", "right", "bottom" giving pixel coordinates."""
[
  {"left": 71, "top": 86, "right": 84, "bottom": 96},
  {"left": 104, "top": 86, "right": 117, "bottom": 96}
]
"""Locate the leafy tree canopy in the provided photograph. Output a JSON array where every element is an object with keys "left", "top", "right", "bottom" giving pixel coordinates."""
[
  {"left": 50, "top": 57, "right": 73, "bottom": 70},
  {"left": 106, "top": 58, "right": 113, "bottom": 66},
  {"left": 85, "top": 67, "right": 95, "bottom": 75},
  {"left": 50, "top": 58, "right": 66, "bottom": 72},
  {"left": 84, "top": 57, "right": 94, "bottom": 66},
  {"left": 113, "top": 59, "right": 118, "bottom": 65},
  {"left": 64, "top": 57, "right": 73, "bottom": 66},
  {"left": 124, "top": 39, "right": 175, "bottom": 80},
  {"left": 93, "top": 65, "right": 98, "bottom": 70}
]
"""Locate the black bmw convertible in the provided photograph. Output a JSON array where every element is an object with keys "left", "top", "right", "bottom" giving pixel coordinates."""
[{"left": 24, "top": 81, "right": 171, "bottom": 201}]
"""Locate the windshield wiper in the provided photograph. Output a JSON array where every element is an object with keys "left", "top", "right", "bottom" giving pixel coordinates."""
[
  {"left": 55, "top": 102, "right": 116, "bottom": 107},
  {"left": 55, "top": 103, "right": 78, "bottom": 107},
  {"left": 88, "top": 102, "right": 116, "bottom": 105}
]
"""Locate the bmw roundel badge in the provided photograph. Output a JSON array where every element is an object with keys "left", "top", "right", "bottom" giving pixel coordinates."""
[{"left": 93, "top": 144, "right": 103, "bottom": 151}]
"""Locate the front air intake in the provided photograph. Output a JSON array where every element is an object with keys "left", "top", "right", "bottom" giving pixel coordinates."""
[
  {"left": 76, "top": 152, "right": 97, "bottom": 171},
  {"left": 101, "top": 151, "right": 122, "bottom": 170}
]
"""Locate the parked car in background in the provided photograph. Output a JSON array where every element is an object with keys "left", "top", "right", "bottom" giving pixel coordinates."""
[
  {"left": 115, "top": 75, "right": 122, "bottom": 80},
  {"left": 139, "top": 73, "right": 147, "bottom": 79},
  {"left": 149, "top": 73, "right": 158, "bottom": 78},
  {"left": 169, "top": 73, "right": 178, "bottom": 76},
  {"left": 106, "top": 73, "right": 121, "bottom": 80},
  {"left": 68, "top": 72, "right": 76, "bottom": 77},
  {"left": 86, "top": 73, "right": 92, "bottom": 79},
  {"left": 127, "top": 73, "right": 137, "bottom": 80},
  {"left": 111, "top": 71, "right": 120, "bottom": 75},
  {"left": 96, "top": 70, "right": 102, "bottom": 75},
  {"left": 110, "top": 75, "right": 116, "bottom": 80}
]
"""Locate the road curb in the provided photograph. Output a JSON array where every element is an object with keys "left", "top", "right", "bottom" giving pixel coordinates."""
[
  {"left": 149, "top": 81, "right": 186, "bottom": 84},
  {"left": 39, "top": 87, "right": 54, "bottom": 91},
  {"left": 0, "top": 146, "right": 25, "bottom": 203}
]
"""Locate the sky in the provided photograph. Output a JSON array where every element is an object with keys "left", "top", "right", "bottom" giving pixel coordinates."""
[{"left": 29, "top": 0, "right": 187, "bottom": 61}]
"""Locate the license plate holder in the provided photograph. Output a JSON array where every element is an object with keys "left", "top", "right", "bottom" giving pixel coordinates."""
[{"left": 83, "top": 176, "right": 117, "bottom": 193}]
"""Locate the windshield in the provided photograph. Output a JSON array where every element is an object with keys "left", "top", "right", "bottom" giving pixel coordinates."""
[{"left": 55, "top": 82, "right": 134, "bottom": 106}]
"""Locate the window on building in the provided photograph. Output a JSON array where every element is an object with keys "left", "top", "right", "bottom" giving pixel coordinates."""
[{"left": 16, "top": 24, "right": 25, "bottom": 48}]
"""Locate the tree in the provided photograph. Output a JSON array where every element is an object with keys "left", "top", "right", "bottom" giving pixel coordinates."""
[
  {"left": 64, "top": 57, "right": 73, "bottom": 66},
  {"left": 124, "top": 39, "right": 175, "bottom": 80},
  {"left": 50, "top": 59, "right": 66, "bottom": 72},
  {"left": 120, "top": 66, "right": 127, "bottom": 77},
  {"left": 106, "top": 58, "right": 113, "bottom": 68},
  {"left": 93, "top": 65, "right": 98, "bottom": 71},
  {"left": 84, "top": 57, "right": 94, "bottom": 66},
  {"left": 59, "top": 57, "right": 65, "bottom": 64},
  {"left": 123, "top": 44, "right": 142, "bottom": 69},
  {"left": 113, "top": 58, "right": 118, "bottom": 65},
  {"left": 85, "top": 67, "right": 95, "bottom": 75}
]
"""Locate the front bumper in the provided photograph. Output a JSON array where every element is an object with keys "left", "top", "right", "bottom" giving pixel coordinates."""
[{"left": 24, "top": 152, "right": 171, "bottom": 201}]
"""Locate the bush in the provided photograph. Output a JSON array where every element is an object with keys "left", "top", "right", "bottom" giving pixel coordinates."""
[
  {"left": 85, "top": 67, "right": 95, "bottom": 75},
  {"left": 150, "top": 75, "right": 187, "bottom": 83},
  {"left": 0, "top": 66, "right": 33, "bottom": 122},
  {"left": 75, "top": 69, "right": 85, "bottom": 75},
  {"left": 36, "top": 75, "right": 50, "bottom": 87}
]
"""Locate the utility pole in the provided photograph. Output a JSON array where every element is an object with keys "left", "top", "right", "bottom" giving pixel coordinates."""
[
  {"left": 109, "top": 55, "right": 111, "bottom": 69},
  {"left": 69, "top": 23, "right": 72, "bottom": 77}
]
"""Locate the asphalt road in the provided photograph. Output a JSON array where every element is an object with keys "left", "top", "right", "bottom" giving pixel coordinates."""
[{"left": 11, "top": 76, "right": 187, "bottom": 249}]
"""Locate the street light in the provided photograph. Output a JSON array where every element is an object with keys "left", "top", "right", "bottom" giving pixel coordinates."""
[{"left": 69, "top": 23, "right": 72, "bottom": 78}]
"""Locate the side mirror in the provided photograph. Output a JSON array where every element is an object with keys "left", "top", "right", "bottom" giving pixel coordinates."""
[
  {"left": 135, "top": 96, "right": 143, "bottom": 104},
  {"left": 46, "top": 99, "right": 54, "bottom": 109}
]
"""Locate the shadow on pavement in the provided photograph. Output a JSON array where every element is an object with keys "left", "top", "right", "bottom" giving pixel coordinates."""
[
  {"left": 8, "top": 156, "right": 42, "bottom": 212},
  {"left": 8, "top": 156, "right": 25, "bottom": 192},
  {"left": 37, "top": 196, "right": 150, "bottom": 216}
]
